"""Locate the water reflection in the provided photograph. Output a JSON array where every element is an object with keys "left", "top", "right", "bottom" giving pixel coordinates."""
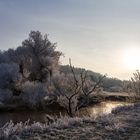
[
  {"left": 85, "top": 101, "right": 131, "bottom": 117},
  {"left": 0, "top": 101, "right": 132, "bottom": 127}
]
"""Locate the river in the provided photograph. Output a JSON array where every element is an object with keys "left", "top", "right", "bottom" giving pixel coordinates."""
[{"left": 0, "top": 101, "right": 132, "bottom": 127}]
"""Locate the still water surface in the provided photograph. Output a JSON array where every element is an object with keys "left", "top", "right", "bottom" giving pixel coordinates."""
[{"left": 0, "top": 101, "right": 131, "bottom": 127}]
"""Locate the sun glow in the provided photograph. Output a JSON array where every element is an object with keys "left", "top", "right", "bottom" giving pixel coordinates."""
[{"left": 123, "top": 47, "right": 140, "bottom": 70}]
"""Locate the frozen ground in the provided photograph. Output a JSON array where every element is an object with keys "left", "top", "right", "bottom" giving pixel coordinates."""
[{"left": 0, "top": 103, "right": 140, "bottom": 140}]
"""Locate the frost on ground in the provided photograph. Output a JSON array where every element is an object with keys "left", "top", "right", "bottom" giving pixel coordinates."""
[{"left": 0, "top": 103, "right": 140, "bottom": 140}]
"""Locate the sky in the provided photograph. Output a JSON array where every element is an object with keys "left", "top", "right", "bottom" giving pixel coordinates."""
[{"left": 0, "top": 0, "right": 140, "bottom": 80}]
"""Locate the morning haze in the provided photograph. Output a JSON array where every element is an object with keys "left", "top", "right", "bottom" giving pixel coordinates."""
[
  {"left": 1, "top": 1, "right": 140, "bottom": 140},
  {"left": 0, "top": 0, "right": 140, "bottom": 80}
]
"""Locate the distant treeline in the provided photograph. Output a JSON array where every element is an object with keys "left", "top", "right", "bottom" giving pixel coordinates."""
[{"left": 60, "top": 65, "right": 123, "bottom": 92}]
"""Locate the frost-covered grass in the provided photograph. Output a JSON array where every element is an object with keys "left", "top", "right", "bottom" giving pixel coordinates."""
[
  {"left": 111, "top": 103, "right": 140, "bottom": 114},
  {"left": 1, "top": 103, "right": 140, "bottom": 140}
]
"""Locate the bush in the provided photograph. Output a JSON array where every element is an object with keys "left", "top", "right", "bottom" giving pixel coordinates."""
[
  {"left": 0, "top": 63, "right": 19, "bottom": 90},
  {"left": 21, "top": 81, "right": 47, "bottom": 108},
  {"left": 0, "top": 89, "right": 13, "bottom": 103}
]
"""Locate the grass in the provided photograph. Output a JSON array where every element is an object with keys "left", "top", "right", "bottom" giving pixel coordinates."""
[{"left": 0, "top": 103, "right": 140, "bottom": 140}]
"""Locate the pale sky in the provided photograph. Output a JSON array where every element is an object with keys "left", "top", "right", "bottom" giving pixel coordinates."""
[{"left": 0, "top": 0, "right": 140, "bottom": 80}]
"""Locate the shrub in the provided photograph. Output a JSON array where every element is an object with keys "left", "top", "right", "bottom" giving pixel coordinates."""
[
  {"left": 0, "top": 89, "right": 13, "bottom": 103},
  {"left": 0, "top": 63, "right": 19, "bottom": 90},
  {"left": 21, "top": 81, "right": 47, "bottom": 108}
]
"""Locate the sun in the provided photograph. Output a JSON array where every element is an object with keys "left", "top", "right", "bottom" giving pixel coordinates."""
[{"left": 123, "top": 47, "right": 140, "bottom": 70}]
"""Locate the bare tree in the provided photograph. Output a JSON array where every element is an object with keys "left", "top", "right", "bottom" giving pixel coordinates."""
[
  {"left": 53, "top": 59, "right": 106, "bottom": 117},
  {"left": 81, "top": 74, "right": 106, "bottom": 97},
  {"left": 131, "top": 70, "right": 140, "bottom": 96},
  {"left": 122, "top": 80, "right": 132, "bottom": 93}
]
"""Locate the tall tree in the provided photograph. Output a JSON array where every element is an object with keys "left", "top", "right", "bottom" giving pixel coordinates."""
[{"left": 1, "top": 31, "right": 62, "bottom": 82}]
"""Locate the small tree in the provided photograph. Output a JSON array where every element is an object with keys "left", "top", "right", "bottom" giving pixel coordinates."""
[
  {"left": 122, "top": 80, "right": 132, "bottom": 93},
  {"left": 53, "top": 59, "right": 105, "bottom": 117},
  {"left": 53, "top": 72, "right": 82, "bottom": 117},
  {"left": 131, "top": 70, "right": 140, "bottom": 96}
]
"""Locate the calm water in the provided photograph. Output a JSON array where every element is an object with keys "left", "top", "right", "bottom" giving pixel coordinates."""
[
  {"left": 80, "top": 101, "right": 131, "bottom": 117},
  {"left": 0, "top": 101, "right": 131, "bottom": 127}
]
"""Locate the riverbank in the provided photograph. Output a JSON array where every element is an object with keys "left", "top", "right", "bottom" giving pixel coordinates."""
[
  {"left": 0, "top": 103, "right": 140, "bottom": 140},
  {"left": 0, "top": 101, "right": 130, "bottom": 127},
  {"left": 0, "top": 91, "right": 137, "bottom": 112}
]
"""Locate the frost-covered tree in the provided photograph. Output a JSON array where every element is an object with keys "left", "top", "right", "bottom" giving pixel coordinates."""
[
  {"left": 20, "top": 31, "right": 62, "bottom": 82},
  {"left": 0, "top": 63, "right": 20, "bottom": 91},
  {"left": 0, "top": 31, "right": 62, "bottom": 108},
  {"left": 0, "top": 63, "right": 21, "bottom": 103},
  {"left": 0, "top": 89, "right": 13, "bottom": 103},
  {"left": 53, "top": 59, "right": 105, "bottom": 117},
  {"left": 122, "top": 80, "right": 132, "bottom": 93},
  {"left": 21, "top": 81, "right": 47, "bottom": 108},
  {"left": 1, "top": 31, "right": 62, "bottom": 83},
  {"left": 131, "top": 70, "right": 140, "bottom": 96},
  {"left": 53, "top": 73, "right": 79, "bottom": 117}
]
